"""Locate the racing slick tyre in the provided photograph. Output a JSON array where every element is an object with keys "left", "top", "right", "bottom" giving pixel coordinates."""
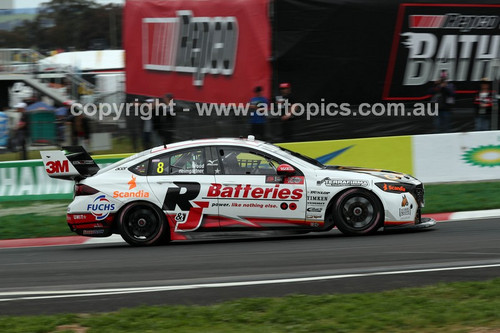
[
  {"left": 118, "top": 202, "right": 169, "bottom": 246},
  {"left": 332, "top": 189, "right": 383, "bottom": 236}
]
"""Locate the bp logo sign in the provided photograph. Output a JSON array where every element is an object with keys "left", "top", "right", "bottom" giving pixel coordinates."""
[{"left": 462, "top": 145, "right": 500, "bottom": 167}]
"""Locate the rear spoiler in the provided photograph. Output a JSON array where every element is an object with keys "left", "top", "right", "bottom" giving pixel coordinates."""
[{"left": 40, "top": 146, "right": 100, "bottom": 181}]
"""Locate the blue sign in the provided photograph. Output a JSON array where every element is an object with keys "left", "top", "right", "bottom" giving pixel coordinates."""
[{"left": 0, "top": 112, "right": 8, "bottom": 147}]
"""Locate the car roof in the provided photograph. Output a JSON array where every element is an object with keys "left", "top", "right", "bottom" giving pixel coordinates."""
[{"left": 149, "top": 137, "right": 265, "bottom": 155}]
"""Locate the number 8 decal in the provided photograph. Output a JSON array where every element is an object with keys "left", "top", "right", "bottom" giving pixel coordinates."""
[{"left": 157, "top": 162, "right": 164, "bottom": 174}]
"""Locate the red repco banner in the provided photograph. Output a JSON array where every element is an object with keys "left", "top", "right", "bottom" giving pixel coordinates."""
[{"left": 124, "top": 0, "right": 271, "bottom": 103}]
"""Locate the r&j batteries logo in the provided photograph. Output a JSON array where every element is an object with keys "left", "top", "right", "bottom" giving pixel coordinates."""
[
  {"left": 87, "top": 195, "right": 116, "bottom": 220},
  {"left": 462, "top": 145, "right": 500, "bottom": 167}
]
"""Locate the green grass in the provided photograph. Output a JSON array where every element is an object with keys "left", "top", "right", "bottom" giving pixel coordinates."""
[
  {"left": 423, "top": 181, "right": 500, "bottom": 214},
  {"left": 0, "top": 200, "right": 71, "bottom": 239},
  {"left": 1, "top": 279, "right": 500, "bottom": 332},
  {"left": 0, "top": 182, "right": 499, "bottom": 240},
  {"left": 0, "top": 215, "right": 71, "bottom": 239}
]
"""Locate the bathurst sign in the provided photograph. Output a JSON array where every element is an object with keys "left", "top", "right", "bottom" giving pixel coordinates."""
[
  {"left": 124, "top": 0, "right": 271, "bottom": 103},
  {"left": 383, "top": 4, "right": 500, "bottom": 101}
]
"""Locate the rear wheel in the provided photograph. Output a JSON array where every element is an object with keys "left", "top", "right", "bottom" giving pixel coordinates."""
[
  {"left": 333, "top": 189, "right": 383, "bottom": 236},
  {"left": 118, "top": 203, "right": 169, "bottom": 246}
]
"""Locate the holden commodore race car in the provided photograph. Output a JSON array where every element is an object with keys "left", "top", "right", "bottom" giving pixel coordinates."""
[{"left": 41, "top": 136, "right": 435, "bottom": 246}]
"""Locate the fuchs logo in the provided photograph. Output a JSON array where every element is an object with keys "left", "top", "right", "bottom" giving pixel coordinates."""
[
  {"left": 383, "top": 4, "right": 500, "bottom": 101},
  {"left": 207, "top": 183, "right": 303, "bottom": 200},
  {"left": 143, "top": 10, "right": 238, "bottom": 86},
  {"left": 87, "top": 195, "right": 116, "bottom": 221}
]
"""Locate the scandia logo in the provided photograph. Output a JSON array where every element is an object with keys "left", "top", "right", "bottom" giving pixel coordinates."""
[
  {"left": 113, "top": 175, "right": 150, "bottom": 198},
  {"left": 113, "top": 190, "right": 150, "bottom": 198}
]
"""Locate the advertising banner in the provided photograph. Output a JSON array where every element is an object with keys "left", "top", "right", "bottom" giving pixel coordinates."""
[
  {"left": 124, "top": 0, "right": 271, "bottom": 103},
  {"left": 413, "top": 130, "right": 500, "bottom": 182},
  {"left": 384, "top": 3, "right": 500, "bottom": 101},
  {"left": 280, "top": 136, "right": 413, "bottom": 176},
  {"left": 0, "top": 157, "right": 123, "bottom": 202}
]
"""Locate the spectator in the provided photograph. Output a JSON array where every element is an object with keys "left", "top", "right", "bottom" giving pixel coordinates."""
[
  {"left": 143, "top": 99, "right": 154, "bottom": 150},
  {"left": 15, "top": 102, "right": 29, "bottom": 160},
  {"left": 70, "top": 109, "right": 90, "bottom": 150},
  {"left": 429, "top": 71, "right": 455, "bottom": 133},
  {"left": 159, "top": 93, "right": 177, "bottom": 145},
  {"left": 0, "top": 108, "right": 8, "bottom": 149},
  {"left": 55, "top": 100, "right": 72, "bottom": 145},
  {"left": 249, "top": 86, "right": 268, "bottom": 140},
  {"left": 474, "top": 78, "right": 493, "bottom": 131},
  {"left": 275, "top": 82, "right": 297, "bottom": 141},
  {"left": 126, "top": 98, "right": 142, "bottom": 151}
]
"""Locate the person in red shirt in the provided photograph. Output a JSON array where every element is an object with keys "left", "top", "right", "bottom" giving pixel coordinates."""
[{"left": 474, "top": 78, "right": 493, "bottom": 131}]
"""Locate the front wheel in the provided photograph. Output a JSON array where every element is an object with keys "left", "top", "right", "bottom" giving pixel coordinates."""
[
  {"left": 118, "top": 203, "right": 169, "bottom": 246},
  {"left": 332, "top": 189, "right": 383, "bottom": 236}
]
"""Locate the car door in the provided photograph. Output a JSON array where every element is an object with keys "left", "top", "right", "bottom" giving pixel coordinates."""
[
  {"left": 212, "top": 145, "right": 307, "bottom": 230},
  {"left": 147, "top": 146, "right": 219, "bottom": 232}
]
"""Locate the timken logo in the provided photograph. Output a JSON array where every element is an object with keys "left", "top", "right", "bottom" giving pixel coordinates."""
[{"left": 207, "top": 183, "right": 303, "bottom": 200}]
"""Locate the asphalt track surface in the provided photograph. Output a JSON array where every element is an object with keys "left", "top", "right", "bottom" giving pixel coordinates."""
[{"left": 1, "top": 218, "right": 499, "bottom": 316}]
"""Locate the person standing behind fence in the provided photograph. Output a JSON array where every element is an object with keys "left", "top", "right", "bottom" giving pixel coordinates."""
[
  {"left": 0, "top": 109, "right": 8, "bottom": 149},
  {"left": 55, "top": 101, "right": 71, "bottom": 145},
  {"left": 70, "top": 110, "right": 90, "bottom": 150},
  {"left": 275, "top": 82, "right": 297, "bottom": 141},
  {"left": 158, "top": 93, "right": 176, "bottom": 145},
  {"left": 143, "top": 99, "right": 154, "bottom": 150},
  {"left": 126, "top": 98, "right": 142, "bottom": 151},
  {"left": 474, "top": 78, "right": 493, "bottom": 131},
  {"left": 15, "top": 102, "right": 29, "bottom": 160},
  {"left": 249, "top": 86, "right": 268, "bottom": 140},
  {"left": 429, "top": 72, "right": 455, "bottom": 133}
]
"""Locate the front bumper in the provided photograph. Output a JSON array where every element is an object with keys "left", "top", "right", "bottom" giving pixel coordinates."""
[{"left": 384, "top": 217, "right": 436, "bottom": 230}]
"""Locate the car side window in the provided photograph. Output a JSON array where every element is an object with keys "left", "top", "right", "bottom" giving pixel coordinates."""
[
  {"left": 129, "top": 160, "right": 149, "bottom": 176},
  {"left": 149, "top": 148, "right": 206, "bottom": 175},
  {"left": 219, "top": 148, "right": 280, "bottom": 175}
]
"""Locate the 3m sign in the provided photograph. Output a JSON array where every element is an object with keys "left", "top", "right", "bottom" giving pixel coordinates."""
[{"left": 45, "top": 160, "right": 69, "bottom": 174}]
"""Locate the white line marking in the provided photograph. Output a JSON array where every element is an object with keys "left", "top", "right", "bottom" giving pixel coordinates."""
[{"left": 1, "top": 263, "right": 500, "bottom": 302}]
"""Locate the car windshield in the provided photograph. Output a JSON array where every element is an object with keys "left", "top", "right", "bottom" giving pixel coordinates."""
[{"left": 264, "top": 143, "right": 325, "bottom": 168}]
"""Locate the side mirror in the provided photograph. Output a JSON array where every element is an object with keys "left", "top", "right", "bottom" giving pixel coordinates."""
[{"left": 277, "top": 164, "right": 295, "bottom": 176}]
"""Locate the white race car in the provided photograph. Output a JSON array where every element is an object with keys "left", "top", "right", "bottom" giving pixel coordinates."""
[{"left": 41, "top": 136, "right": 435, "bottom": 246}]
